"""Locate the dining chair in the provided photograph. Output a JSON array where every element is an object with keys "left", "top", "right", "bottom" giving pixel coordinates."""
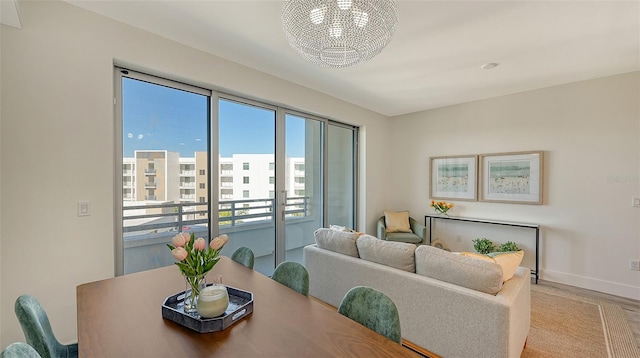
[
  {"left": 14, "top": 294, "right": 79, "bottom": 358},
  {"left": 337, "top": 286, "right": 402, "bottom": 343},
  {"left": 1, "top": 342, "right": 41, "bottom": 358},
  {"left": 271, "top": 261, "right": 309, "bottom": 296},
  {"left": 231, "top": 247, "right": 255, "bottom": 269}
]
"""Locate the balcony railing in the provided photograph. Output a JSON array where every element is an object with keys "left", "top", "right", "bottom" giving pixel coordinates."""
[{"left": 123, "top": 197, "right": 310, "bottom": 234}]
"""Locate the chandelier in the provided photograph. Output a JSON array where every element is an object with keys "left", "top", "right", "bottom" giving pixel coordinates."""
[{"left": 281, "top": 0, "right": 398, "bottom": 68}]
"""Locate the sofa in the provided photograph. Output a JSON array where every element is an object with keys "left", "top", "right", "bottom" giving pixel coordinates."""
[{"left": 303, "top": 228, "right": 531, "bottom": 358}]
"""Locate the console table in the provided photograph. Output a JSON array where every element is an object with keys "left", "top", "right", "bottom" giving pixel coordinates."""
[{"left": 425, "top": 214, "right": 539, "bottom": 283}]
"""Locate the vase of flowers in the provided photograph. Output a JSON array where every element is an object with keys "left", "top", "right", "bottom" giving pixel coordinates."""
[
  {"left": 167, "top": 232, "right": 229, "bottom": 314},
  {"left": 430, "top": 200, "right": 454, "bottom": 215}
]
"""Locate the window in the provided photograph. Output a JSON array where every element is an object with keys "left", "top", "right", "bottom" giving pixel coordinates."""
[
  {"left": 269, "top": 190, "right": 275, "bottom": 198},
  {"left": 295, "top": 190, "right": 305, "bottom": 196},
  {"left": 243, "top": 162, "right": 250, "bottom": 170},
  {"left": 199, "top": 169, "right": 206, "bottom": 175},
  {"left": 199, "top": 197, "right": 206, "bottom": 203},
  {"left": 269, "top": 163, "right": 275, "bottom": 170},
  {"left": 294, "top": 164, "right": 305, "bottom": 171},
  {"left": 243, "top": 190, "right": 250, "bottom": 198},
  {"left": 199, "top": 183, "right": 205, "bottom": 189},
  {"left": 243, "top": 176, "right": 250, "bottom": 184},
  {"left": 295, "top": 177, "right": 305, "bottom": 184},
  {"left": 269, "top": 177, "right": 275, "bottom": 184}
]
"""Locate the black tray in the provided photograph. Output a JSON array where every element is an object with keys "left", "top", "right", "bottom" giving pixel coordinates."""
[{"left": 161, "top": 285, "right": 253, "bottom": 333}]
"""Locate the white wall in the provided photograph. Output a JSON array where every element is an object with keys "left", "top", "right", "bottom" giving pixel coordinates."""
[
  {"left": 0, "top": 0, "right": 390, "bottom": 347},
  {"left": 389, "top": 72, "right": 640, "bottom": 299}
]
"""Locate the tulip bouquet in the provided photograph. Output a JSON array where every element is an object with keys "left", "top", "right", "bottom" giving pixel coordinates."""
[
  {"left": 167, "top": 232, "right": 229, "bottom": 312},
  {"left": 430, "top": 200, "right": 454, "bottom": 215}
]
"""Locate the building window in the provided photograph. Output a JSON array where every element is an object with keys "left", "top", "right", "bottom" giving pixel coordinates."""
[
  {"left": 199, "top": 183, "right": 205, "bottom": 189},
  {"left": 295, "top": 190, "right": 305, "bottom": 196},
  {"left": 269, "top": 162, "right": 275, "bottom": 170},
  {"left": 199, "top": 169, "right": 206, "bottom": 175},
  {"left": 269, "top": 176, "right": 275, "bottom": 184},
  {"left": 243, "top": 162, "right": 249, "bottom": 170},
  {"left": 294, "top": 163, "right": 305, "bottom": 171},
  {"left": 199, "top": 197, "right": 205, "bottom": 203},
  {"left": 295, "top": 177, "right": 305, "bottom": 184},
  {"left": 243, "top": 190, "right": 250, "bottom": 198},
  {"left": 269, "top": 190, "right": 275, "bottom": 198},
  {"left": 243, "top": 176, "right": 250, "bottom": 184}
]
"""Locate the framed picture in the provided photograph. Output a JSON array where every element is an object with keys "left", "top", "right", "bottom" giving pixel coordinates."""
[
  {"left": 429, "top": 155, "right": 478, "bottom": 201},
  {"left": 479, "top": 151, "right": 544, "bottom": 204}
]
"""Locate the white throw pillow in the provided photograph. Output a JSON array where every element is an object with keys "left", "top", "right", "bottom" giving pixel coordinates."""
[{"left": 314, "top": 228, "right": 360, "bottom": 257}]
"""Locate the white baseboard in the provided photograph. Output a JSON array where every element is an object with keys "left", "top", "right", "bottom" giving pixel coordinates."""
[{"left": 540, "top": 269, "right": 640, "bottom": 300}]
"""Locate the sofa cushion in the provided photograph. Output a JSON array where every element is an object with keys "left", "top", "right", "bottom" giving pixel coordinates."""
[
  {"left": 384, "top": 211, "right": 411, "bottom": 233},
  {"left": 356, "top": 235, "right": 416, "bottom": 272},
  {"left": 460, "top": 251, "right": 525, "bottom": 282},
  {"left": 314, "top": 228, "right": 360, "bottom": 257},
  {"left": 415, "top": 245, "right": 503, "bottom": 294},
  {"left": 385, "top": 232, "right": 423, "bottom": 244}
]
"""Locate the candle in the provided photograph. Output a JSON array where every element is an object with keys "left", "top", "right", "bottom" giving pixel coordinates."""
[{"left": 197, "top": 285, "right": 229, "bottom": 318}]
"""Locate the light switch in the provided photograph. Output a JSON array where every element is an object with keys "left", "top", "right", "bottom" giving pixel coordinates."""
[
  {"left": 78, "top": 201, "right": 91, "bottom": 217},
  {"left": 632, "top": 197, "right": 640, "bottom": 208}
]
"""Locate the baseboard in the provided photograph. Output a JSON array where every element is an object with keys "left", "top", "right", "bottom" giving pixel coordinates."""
[{"left": 541, "top": 269, "right": 640, "bottom": 300}]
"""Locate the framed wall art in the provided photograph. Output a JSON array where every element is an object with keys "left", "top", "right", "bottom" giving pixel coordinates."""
[
  {"left": 479, "top": 151, "right": 544, "bottom": 204},
  {"left": 429, "top": 155, "right": 478, "bottom": 201}
]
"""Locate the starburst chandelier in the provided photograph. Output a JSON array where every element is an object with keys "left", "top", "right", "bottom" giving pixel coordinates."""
[{"left": 282, "top": 0, "right": 398, "bottom": 68}]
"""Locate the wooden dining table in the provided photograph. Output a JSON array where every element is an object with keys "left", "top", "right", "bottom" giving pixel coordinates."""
[{"left": 77, "top": 257, "right": 421, "bottom": 357}]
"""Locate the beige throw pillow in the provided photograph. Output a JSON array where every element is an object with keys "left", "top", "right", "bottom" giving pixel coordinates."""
[
  {"left": 460, "top": 250, "right": 525, "bottom": 282},
  {"left": 384, "top": 211, "right": 411, "bottom": 233}
]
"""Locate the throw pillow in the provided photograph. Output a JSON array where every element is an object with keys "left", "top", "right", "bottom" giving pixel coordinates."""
[
  {"left": 488, "top": 251, "right": 525, "bottom": 281},
  {"left": 384, "top": 211, "right": 411, "bottom": 233},
  {"left": 356, "top": 235, "right": 416, "bottom": 272},
  {"left": 460, "top": 250, "right": 524, "bottom": 282},
  {"left": 314, "top": 228, "right": 360, "bottom": 257}
]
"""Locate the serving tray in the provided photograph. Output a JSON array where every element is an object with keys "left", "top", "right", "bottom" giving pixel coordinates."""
[{"left": 162, "top": 285, "right": 253, "bottom": 333}]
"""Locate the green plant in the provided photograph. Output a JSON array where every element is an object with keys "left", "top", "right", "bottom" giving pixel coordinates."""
[
  {"left": 498, "top": 241, "right": 520, "bottom": 252},
  {"left": 472, "top": 238, "right": 496, "bottom": 254}
]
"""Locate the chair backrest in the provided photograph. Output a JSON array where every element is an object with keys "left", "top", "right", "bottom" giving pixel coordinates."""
[
  {"left": 337, "top": 286, "right": 402, "bottom": 343},
  {"left": 14, "top": 294, "right": 74, "bottom": 358},
  {"left": 271, "top": 262, "right": 309, "bottom": 296},
  {"left": 231, "top": 247, "right": 255, "bottom": 269},
  {"left": 1, "top": 343, "right": 41, "bottom": 358}
]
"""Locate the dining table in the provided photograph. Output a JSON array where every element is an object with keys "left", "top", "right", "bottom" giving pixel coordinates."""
[{"left": 77, "top": 256, "right": 422, "bottom": 357}]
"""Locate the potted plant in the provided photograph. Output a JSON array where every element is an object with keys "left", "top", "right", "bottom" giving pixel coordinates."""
[{"left": 472, "top": 238, "right": 496, "bottom": 254}]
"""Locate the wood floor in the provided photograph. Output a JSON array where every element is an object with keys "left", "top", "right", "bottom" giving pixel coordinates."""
[{"left": 537, "top": 279, "right": 640, "bottom": 348}]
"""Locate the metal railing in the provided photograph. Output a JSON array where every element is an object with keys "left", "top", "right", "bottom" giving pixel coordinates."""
[{"left": 123, "top": 197, "right": 310, "bottom": 234}]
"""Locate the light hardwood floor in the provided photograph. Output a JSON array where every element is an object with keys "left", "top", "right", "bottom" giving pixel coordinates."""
[{"left": 537, "top": 279, "right": 640, "bottom": 347}]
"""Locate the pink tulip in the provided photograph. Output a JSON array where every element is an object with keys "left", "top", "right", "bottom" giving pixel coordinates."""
[
  {"left": 193, "top": 237, "right": 206, "bottom": 251},
  {"left": 210, "top": 237, "right": 225, "bottom": 250},
  {"left": 219, "top": 234, "right": 229, "bottom": 245},
  {"left": 171, "top": 247, "right": 188, "bottom": 261},
  {"left": 172, "top": 232, "right": 190, "bottom": 247}
]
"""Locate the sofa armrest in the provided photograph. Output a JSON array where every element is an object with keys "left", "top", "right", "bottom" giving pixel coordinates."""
[
  {"left": 409, "top": 217, "right": 426, "bottom": 244},
  {"left": 377, "top": 216, "right": 387, "bottom": 240}
]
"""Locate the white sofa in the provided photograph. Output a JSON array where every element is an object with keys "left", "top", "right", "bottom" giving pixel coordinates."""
[{"left": 303, "top": 229, "right": 530, "bottom": 358}]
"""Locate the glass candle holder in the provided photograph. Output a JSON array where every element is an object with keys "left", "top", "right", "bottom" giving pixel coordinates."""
[{"left": 197, "top": 275, "right": 229, "bottom": 318}]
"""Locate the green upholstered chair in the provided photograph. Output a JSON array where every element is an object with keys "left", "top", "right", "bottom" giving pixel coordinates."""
[
  {"left": 1, "top": 343, "right": 42, "bottom": 358},
  {"left": 337, "top": 286, "right": 402, "bottom": 343},
  {"left": 271, "top": 261, "right": 309, "bottom": 296},
  {"left": 231, "top": 247, "right": 255, "bottom": 269},
  {"left": 15, "top": 295, "right": 78, "bottom": 358},
  {"left": 377, "top": 216, "right": 426, "bottom": 244}
]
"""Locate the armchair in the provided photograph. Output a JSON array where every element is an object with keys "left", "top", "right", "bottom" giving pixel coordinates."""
[{"left": 377, "top": 216, "right": 426, "bottom": 244}]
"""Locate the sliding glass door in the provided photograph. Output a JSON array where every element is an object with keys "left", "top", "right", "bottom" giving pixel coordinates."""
[{"left": 116, "top": 68, "right": 358, "bottom": 277}]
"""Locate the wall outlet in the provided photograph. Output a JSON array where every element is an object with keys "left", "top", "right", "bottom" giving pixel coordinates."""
[
  {"left": 456, "top": 235, "right": 462, "bottom": 243},
  {"left": 633, "top": 197, "right": 640, "bottom": 207},
  {"left": 78, "top": 201, "right": 91, "bottom": 217},
  {"left": 629, "top": 259, "right": 640, "bottom": 271}
]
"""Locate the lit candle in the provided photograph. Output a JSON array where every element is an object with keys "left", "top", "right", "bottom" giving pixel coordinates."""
[{"left": 197, "top": 285, "right": 229, "bottom": 318}]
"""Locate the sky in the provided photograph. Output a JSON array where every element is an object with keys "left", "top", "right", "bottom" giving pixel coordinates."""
[{"left": 122, "top": 77, "right": 305, "bottom": 158}]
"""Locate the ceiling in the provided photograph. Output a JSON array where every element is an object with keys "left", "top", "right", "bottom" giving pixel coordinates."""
[{"left": 61, "top": 0, "right": 639, "bottom": 117}]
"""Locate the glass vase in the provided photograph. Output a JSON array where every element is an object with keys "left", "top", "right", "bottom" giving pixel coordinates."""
[{"left": 183, "top": 273, "right": 207, "bottom": 314}]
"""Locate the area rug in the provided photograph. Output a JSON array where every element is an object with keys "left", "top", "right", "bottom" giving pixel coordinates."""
[{"left": 522, "top": 285, "right": 640, "bottom": 358}]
